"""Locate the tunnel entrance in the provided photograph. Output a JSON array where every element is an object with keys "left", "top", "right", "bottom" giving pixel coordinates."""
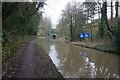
[{"left": 52, "top": 35, "right": 56, "bottom": 39}]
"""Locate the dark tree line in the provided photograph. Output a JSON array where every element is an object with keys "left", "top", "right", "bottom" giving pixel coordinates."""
[
  {"left": 99, "top": 1, "right": 120, "bottom": 52},
  {"left": 2, "top": 2, "right": 45, "bottom": 45},
  {"left": 2, "top": 2, "right": 46, "bottom": 62}
]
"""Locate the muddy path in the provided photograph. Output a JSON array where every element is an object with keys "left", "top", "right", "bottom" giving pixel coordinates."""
[{"left": 2, "top": 39, "right": 63, "bottom": 78}]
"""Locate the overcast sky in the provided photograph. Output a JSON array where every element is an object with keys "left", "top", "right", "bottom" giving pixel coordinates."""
[
  {"left": 42, "top": 0, "right": 116, "bottom": 29},
  {"left": 43, "top": 0, "right": 85, "bottom": 29}
]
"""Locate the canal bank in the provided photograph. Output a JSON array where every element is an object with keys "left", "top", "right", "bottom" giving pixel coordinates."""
[{"left": 65, "top": 41, "right": 120, "bottom": 54}]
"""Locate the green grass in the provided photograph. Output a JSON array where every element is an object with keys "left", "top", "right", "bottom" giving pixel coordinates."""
[
  {"left": 73, "top": 40, "right": 119, "bottom": 54},
  {"left": 82, "top": 41, "right": 117, "bottom": 53},
  {"left": 95, "top": 42, "right": 118, "bottom": 53},
  {"left": 2, "top": 35, "right": 28, "bottom": 64}
]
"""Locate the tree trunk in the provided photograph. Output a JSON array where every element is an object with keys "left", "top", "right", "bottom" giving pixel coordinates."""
[
  {"left": 70, "top": 15, "right": 73, "bottom": 42},
  {"left": 115, "top": 1, "right": 119, "bottom": 18},
  {"left": 111, "top": 1, "right": 113, "bottom": 20},
  {"left": 115, "top": 1, "right": 120, "bottom": 52},
  {"left": 103, "top": 2, "right": 114, "bottom": 39}
]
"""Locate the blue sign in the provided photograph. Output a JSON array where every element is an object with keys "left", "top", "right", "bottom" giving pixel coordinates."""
[{"left": 80, "top": 32, "right": 90, "bottom": 38}]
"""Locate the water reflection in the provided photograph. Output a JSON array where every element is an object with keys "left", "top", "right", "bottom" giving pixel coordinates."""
[
  {"left": 49, "top": 45, "right": 60, "bottom": 68},
  {"left": 37, "top": 38, "right": 120, "bottom": 78},
  {"left": 79, "top": 52, "right": 96, "bottom": 78}
]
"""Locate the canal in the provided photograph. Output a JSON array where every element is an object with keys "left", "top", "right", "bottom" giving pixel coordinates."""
[{"left": 37, "top": 37, "right": 119, "bottom": 78}]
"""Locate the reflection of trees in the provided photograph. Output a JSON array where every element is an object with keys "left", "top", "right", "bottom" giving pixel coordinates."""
[
  {"left": 55, "top": 41, "right": 70, "bottom": 60},
  {"left": 53, "top": 41, "right": 70, "bottom": 77},
  {"left": 56, "top": 42, "right": 85, "bottom": 78},
  {"left": 79, "top": 49, "right": 119, "bottom": 78},
  {"left": 87, "top": 50, "right": 119, "bottom": 78},
  {"left": 38, "top": 39, "right": 119, "bottom": 78},
  {"left": 37, "top": 38, "right": 51, "bottom": 53},
  {"left": 55, "top": 41, "right": 119, "bottom": 78}
]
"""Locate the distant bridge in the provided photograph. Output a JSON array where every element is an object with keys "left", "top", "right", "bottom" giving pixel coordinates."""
[{"left": 50, "top": 33, "right": 58, "bottom": 39}]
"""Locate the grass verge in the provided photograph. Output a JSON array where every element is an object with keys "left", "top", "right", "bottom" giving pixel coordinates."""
[
  {"left": 2, "top": 35, "right": 30, "bottom": 64},
  {"left": 69, "top": 41, "right": 120, "bottom": 54}
]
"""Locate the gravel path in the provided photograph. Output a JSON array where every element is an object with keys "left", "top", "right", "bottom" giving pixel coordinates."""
[{"left": 2, "top": 39, "right": 63, "bottom": 78}]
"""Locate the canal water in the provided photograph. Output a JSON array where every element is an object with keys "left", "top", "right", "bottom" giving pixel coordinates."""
[{"left": 37, "top": 38, "right": 120, "bottom": 78}]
